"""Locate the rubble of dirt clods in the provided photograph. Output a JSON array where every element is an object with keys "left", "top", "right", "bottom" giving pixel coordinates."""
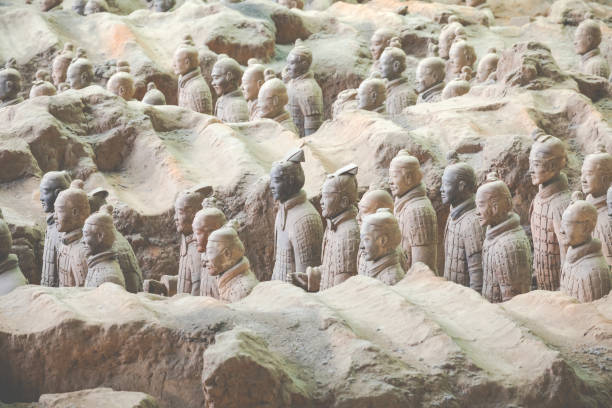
[{"left": 0, "top": 0, "right": 611, "bottom": 406}]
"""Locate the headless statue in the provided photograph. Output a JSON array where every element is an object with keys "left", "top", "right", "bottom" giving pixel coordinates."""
[
  {"left": 560, "top": 198, "right": 611, "bottom": 302},
  {"left": 389, "top": 150, "right": 438, "bottom": 272},
  {"left": 192, "top": 206, "right": 227, "bottom": 298},
  {"left": 477, "top": 174, "right": 532, "bottom": 302},
  {"left": 83, "top": 205, "right": 126, "bottom": 288},
  {"left": 293, "top": 164, "right": 360, "bottom": 291},
  {"left": 173, "top": 35, "right": 213, "bottom": 114},
  {"left": 271, "top": 148, "right": 324, "bottom": 282},
  {"left": 207, "top": 226, "right": 259, "bottom": 302},
  {"left": 211, "top": 55, "right": 249, "bottom": 122},
  {"left": 529, "top": 130, "right": 571, "bottom": 291},
  {"left": 258, "top": 69, "right": 299, "bottom": 134},
  {"left": 0, "top": 219, "right": 28, "bottom": 296}
]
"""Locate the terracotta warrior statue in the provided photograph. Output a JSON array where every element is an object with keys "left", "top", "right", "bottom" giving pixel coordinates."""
[
  {"left": 151, "top": 0, "right": 175, "bottom": 12},
  {"left": 41, "top": 0, "right": 62, "bottom": 12},
  {"left": 559, "top": 199, "right": 611, "bottom": 302},
  {"left": 529, "top": 130, "right": 571, "bottom": 291},
  {"left": 608, "top": 185, "right": 612, "bottom": 219},
  {"left": 440, "top": 154, "right": 484, "bottom": 292},
  {"left": 258, "top": 69, "right": 299, "bottom": 134},
  {"left": 447, "top": 40, "right": 477, "bottom": 81},
  {"left": 477, "top": 174, "right": 532, "bottom": 303},
  {"left": 55, "top": 180, "right": 90, "bottom": 287},
  {"left": 73, "top": 0, "right": 86, "bottom": 14},
  {"left": 369, "top": 28, "right": 396, "bottom": 75},
  {"left": 0, "top": 59, "right": 23, "bottom": 108},
  {"left": 278, "top": 0, "right": 304, "bottom": 10},
  {"left": 241, "top": 59, "right": 265, "bottom": 120},
  {"left": 390, "top": 150, "right": 438, "bottom": 272},
  {"left": 292, "top": 164, "right": 360, "bottom": 292},
  {"left": 87, "top": 188, "right": 143, "bottom": 293},
  {"left": 82, "top": 205, "right": 126, "bottom": 288},
  {"left": 175, "top": 186, "right": 212, "bottom": 295},
  {"left": 192, "top": 206, "right": 227, "bottom": 298},
  {"left": 174, "top": 35, "right": 213, "bottom": 114},
  {"left": 212, "top": 55, "right": 249, "bottom": 122},
  {"left": 52, "top": 43, "right": 74, "bottom": 86},
  {"left": 40, "top": 171, "right": 72, "bottom": 287},
  {"left": 207, "top": 226, "right": 259, "bottom": 302},
  {"left": 285, "top": 40, "right": 324, "bottom": 137},
  {"left": 415, "top": 57, "right": 446, "bottom": 104},
  {"left": 0, "top": 219, "right": 28, "bottom": 296},
  {"left": 360, "top": 209, "right": 406, "bottom": 285},
  {"left": 30, "top": 69, "right": 57, "bottom": 98},
  {"left": 438, "top": 17, "right": 466, "bottom": 60},
  {"left": 581, "top": 149, "right": 612, "bottom": 265},
  {"left": 84, "top": 0, "right": 109, "bottom": 15},
  {"left": 574, "top": 19, "right": 610, "bottom": 79},
  {"left": 271, "top": 148, "right": 324, "bottom": 282},
  {"left": 142, "top": 82, "right": 166, "bottom": 105},
  {"left": 442, "top": 67, "right": 472, "bottom": 100},
  {"left": 107, "top": 61, "right": 135, "bottom": 101},
  {"left": 357, "top": 74, "right": 386, "bottom": 113},
  {"left": 476, "top": 48, "right": 499, "bottom": 83},
  {"left": 66, "top": 52, "right": 94, "bottom": 90},
  {"left": 380, "top": 38, "right": 417, "bottom": 115}
]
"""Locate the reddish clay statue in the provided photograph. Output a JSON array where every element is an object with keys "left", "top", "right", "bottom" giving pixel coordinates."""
[
  {"left": 52, "top": 43, "right": 74, "bottom": 86},
  {"left": 0, "top": 219, "right": 28, "bottom": 296},
  {"left": 192, "top": 206, "right": 227, "bottom": 298},
  {"left": 440, "top": 155, "right": 484, "bottom": 292},
  {"left": 258, "top": 69, "right": 299, "bottom": 133},
  {"left": 174, "top": 35, "right": 213, "bottom": 114},
  {"left": 360, "top": 208, "right": 405, "bottom": 285},
  {"left": 574, "top": 19, "right": 610, "bottom": 79},
  {"left": 390, "top": 150, "right": 438, "bottom": 272},
  {"left": 477, "top": 174, "right": 532, "bottom": 302},
  {"left": 212, "top": 55, "right": 249, "bottom": 123},
  {"left": 55, "top": 180, "right": 90, "bottom": 287},
  {"left": 241, "top": 59, "right": 265, "bottom": 121},
  {"left": 83, "top": 205, "right": 126, "bottom": 288},
  {"left": 292, "top": 164, "right": 360, "bottom": 291},
  {"left": 39, "top": 171, "right": 72, "bottom": 287},
  {"left": 581, "top": 149, "right": 612, "bottom": 265},
  {"left": 285, "top": 40, "right": 323, "bottom": 137},
  {"left": 207, "top": 226, "right": 259, "bottom": 302},
  {"left": 380, "top": 38, "right": 416, "bottom": 115},
  {"left": 559, "top": 199, "right": 611, "bottom": 302},
  {"left": 529, "top": 130, "right": 571, "bottom": 291},
  {"left": 271, "top": 148, "right": 324, "bottom": 282}
]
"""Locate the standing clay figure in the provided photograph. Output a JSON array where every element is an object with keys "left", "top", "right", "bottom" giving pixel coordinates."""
[
  {"left": 55, "top": 180, "right": 90, "bottom": 287},
  {"left": 438, "top": 17, "right": 466, "bottom": 60},
  {"left": 360, "top": 209, "right": 406, "bottom": 285},
  {"left": 207, "top": 226, "right": 259, "bottom": 302},
  {"left": 559, "top": 199, "right": 611, "bottom": 302},
  {"left": 285, "top": 40, "right": 324, "bottom": 137},
  {"left": 369, "top": 28, "right": 396, "bottom": 75},
  {"left": 357, "top": 74, "right": 386, "bottom": 113},
  {"left": 293, "top": 165, "right": 360, "bottom": 291},
  {"left": 476, "top": 48, "right": 499, "bottom": 83},
  {"left": 0, "top": 59, "right": 23, "bottom": 108},
  {"left": 142, "top": 82, "right": 166, "bottom": 105},
  {"left": 73, "top": 0, "right": 86, "bottom": 14},
  {"left": 574, "top": 19, "right": 610, "bottom": 79},
  {"left": 29, "top": 69, "right": 56, "bottom": 98},
  {"left": 390, "top": 150, "right": 437, "bottom": 272},
  {"left": 211, "top": 55, "right": 249, "bottom": 122},
  {"left": 39, "top": 171, "right": 72, "bottom": 287},
  {"left": 66, "top": 52, "right": 94, "bottom": 90},
  {"left": 581, "top": 149, "right": 612, "bottom": 265},
  {"left": 380, "top": 38, "right": 417, "bottom": 115},
  {"left": 175, "top": 186, "right": 212, "bottom": 295},
  {"left": 41, "top": 0, "right": 62, "bottom": 11},
  {"left": 278, "top": 0, "right": 303, "bottom": 9},
  {"left": 107, "top": 61, "right": 135, "bottom": 101},
  {"left": 477, "top": 174, "right": 532, "bottom": 303},
  {"left": 441, "top": 67, "right": 472, "bottom": 100},
  {"left": 529, "top": 130, "right": 571, "bottom": 291},
  {"left": 241, "top": 59, "right": 265, "bottom": 121},
  {"left": 415, "top": 57, "right": 445, "bottom": 104},
  {"left": 174, "top": 35, "right": 213, "bottom": 115},
  {"left": 151, "top": 0, "right": 175, "bottom": 12},
  {"left": 0, "top": 219, "right": 28, "bottom": 296},
  {"left": 608, "top": 186, "right": 612, "bottom": 218},
  {"left": 84, "top": 0, "right": 109, "bottom": 15},
  {"left": 193, "top": 206, "right": 227, "bottom": 298},
  {"left": 271, "top": 148, "right": 324, "bottom": 282},
  {"left": 83, "top": 206, "right": 126, "bottom": 288},
  {"left": 447, "top": 40, "right": 477, "bottom": 81},
  {"left": 52, "top": 43, "right": 74, "bottom": 86},
  {"left": 440, "top": 155, "right": 484, "bottom": 292},
  {"left": 258, "top": 69, "right": 299, "bottom": 133}
]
